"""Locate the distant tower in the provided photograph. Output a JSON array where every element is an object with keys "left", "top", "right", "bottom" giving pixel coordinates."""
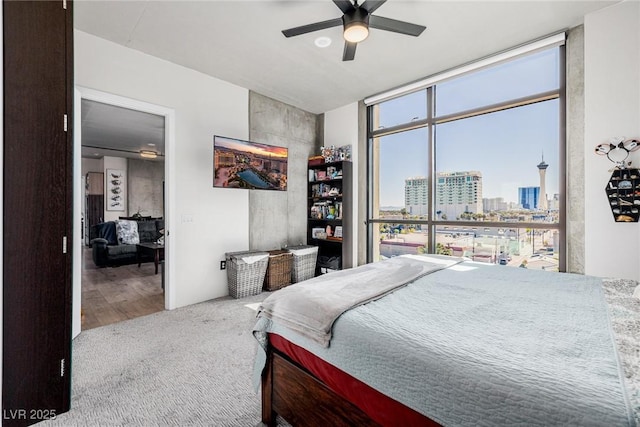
[{"left": 537, "top": 154, "right": 548, "bottom": 211}]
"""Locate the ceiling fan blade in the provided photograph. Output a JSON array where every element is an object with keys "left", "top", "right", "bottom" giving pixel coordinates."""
[
  {"left": 343, "top": 41, "right": 357, "bottom": 61},
  {"left": 333, "top": 0, "right": 355, "bottom": 14},
  {"left": 360, "top": 0, "right": 386, "bottom": 14},
  {"left": 282, "top": 18, "right": 343, "bottom": 38},
  {"left": 369, "top": 15, "right": 426, "bottom": 37}
]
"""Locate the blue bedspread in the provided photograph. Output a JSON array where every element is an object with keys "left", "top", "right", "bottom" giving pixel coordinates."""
[{"left": 254, "top": 257, "right": 637, "bottom": 426}]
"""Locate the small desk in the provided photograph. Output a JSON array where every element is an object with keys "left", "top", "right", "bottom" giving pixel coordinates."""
[{"left": 137, "top": 243, "right": 165, "bottom": 274}]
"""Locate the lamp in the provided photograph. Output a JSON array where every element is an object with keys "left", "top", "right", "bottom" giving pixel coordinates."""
[
  {"left": 343, "top": 8, "right": 369, "bottom": 43},
  {"left": 344, "top": 22, "right": 369, "bottom": 43},
  {"left": 140, "top": 150, "right": 158, "bottom": 159}
]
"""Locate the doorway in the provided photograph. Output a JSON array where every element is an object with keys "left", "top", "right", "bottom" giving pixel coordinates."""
[{"left": 73, "top": 87, "right": 175, "bottom": 337}]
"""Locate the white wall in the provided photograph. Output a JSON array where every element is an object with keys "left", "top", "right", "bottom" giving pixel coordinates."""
[
  {"left": 103, "top": 156, "right": 128, "bottom": 221},
  {"left": 81, "top": 157, "right": 102, "bottom": 176},
  {"left": 584, "top": 1, "right": 640, "bottom": 280},
  {"left": 324, "top": 103, "right": 359, "bottom": 266},
  {"left": 75, "top": 30, "right": 250, "bottom": 307}
]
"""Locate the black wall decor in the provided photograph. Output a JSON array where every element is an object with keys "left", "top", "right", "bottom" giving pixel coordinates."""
[{"left": 606, "top": 168, "right": 640, "bottom": 222}]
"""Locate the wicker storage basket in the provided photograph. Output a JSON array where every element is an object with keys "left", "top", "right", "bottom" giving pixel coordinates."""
[
  {"left": 287, "top": 245, "right": 319, "bottom": 283},
  {"left": 263, "top": 250, "right": 293, "bottom": 291},
  {"left": 225, "top": 251, "right": 269, "bottom": 298}
]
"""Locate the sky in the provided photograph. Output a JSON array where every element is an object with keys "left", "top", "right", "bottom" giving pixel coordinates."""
[
  {"left": 214, "top": 135, "right": 288, "bottom": 158},
  {"left": 376, "top": 48, "right": 561, "bottom": 207}
]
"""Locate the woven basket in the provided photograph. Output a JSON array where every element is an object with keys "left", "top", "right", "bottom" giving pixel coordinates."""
[
  {"left": 263, "top": 250, "right": 293, "bottom": 291},
  {"left": 225, "top": 251, "right": 269, "bottom": 298},
  {"left": 287, "top": 245, "right": 318, "bottom": 283}
]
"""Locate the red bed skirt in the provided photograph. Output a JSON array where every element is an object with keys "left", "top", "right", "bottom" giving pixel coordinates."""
[{"left": 269, "top": 333, "right": 440, "bottom": 427}]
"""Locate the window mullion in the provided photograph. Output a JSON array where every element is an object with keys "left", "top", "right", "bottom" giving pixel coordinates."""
[{"left": 427, "top": 86, "right": 435, "bottom": 254}]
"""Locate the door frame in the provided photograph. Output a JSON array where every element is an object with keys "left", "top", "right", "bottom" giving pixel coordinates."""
[
  {"left": 72, "top": 87, "right": 176, "bottom": 337},
  {"left": 1, "top": 0, "right": 4, "bottom": 400}
]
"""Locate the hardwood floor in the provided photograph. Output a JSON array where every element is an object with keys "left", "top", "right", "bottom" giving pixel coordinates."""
[{"left": 82, "top": 247, "right": 164, "bottom": 330}]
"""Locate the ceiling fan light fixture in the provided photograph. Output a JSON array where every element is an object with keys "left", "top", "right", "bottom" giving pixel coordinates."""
[
  {"left": 281, "top": 0, "right": 425, "bottom": 61},
  {"left": 140, "top": 150, "right": 158, "bottom": 159},
  {"left": 344, "top": 21, "right": 369, "bottom": 43}
]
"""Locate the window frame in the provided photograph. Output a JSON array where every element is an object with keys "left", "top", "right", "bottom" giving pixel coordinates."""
[{"left": 366, "top": 45, "right": 566, "bottom": 271}]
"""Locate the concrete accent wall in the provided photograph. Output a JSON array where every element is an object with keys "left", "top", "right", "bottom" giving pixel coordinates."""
[
  {"left": 128, "top": 158, "right": 164, "bottom": 218},
  {"left": 357, "top": 101, "right": 367, "bottom": 266},
  {"left": 566, "top": 25, "right": 585, "bottom": 274},
  {"left": 248, "top": 92, "right": 320, "bottom": 251}
]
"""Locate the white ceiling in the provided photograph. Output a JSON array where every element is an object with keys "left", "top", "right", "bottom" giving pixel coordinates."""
[
  {"left": 81, "top": 99, "right": 165, "bottom": 161},
  {"left": 76, "top": 0, "right": 618, "bottom": 156},
  {"left": 74, "top": 0, "right": 618, "bottom": 115}
]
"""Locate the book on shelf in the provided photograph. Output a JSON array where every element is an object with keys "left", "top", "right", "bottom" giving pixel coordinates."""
[
  {"left": 309, "top": 166, "right": 343, "bottom": 182},
  {"left": 310, "top": 183, "right": 333, "bottom": 198},
  {"left": 310, "top": 200, "right": 339, "bottom": 220},
  {"left": 308, "top": 156, "right": 324, "bottom": 166}
]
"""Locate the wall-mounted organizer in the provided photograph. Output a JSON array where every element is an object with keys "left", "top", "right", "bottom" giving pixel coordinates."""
[{"left": 606, "top": 168, "right": 640, "bottom": 222}]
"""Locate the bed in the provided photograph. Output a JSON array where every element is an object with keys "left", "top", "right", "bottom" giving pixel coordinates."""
[{"left": 253, "top": 255, "right": 640, "bottom": 426}]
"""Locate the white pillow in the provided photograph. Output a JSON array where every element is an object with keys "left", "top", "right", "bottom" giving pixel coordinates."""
[{"left": 115, "top": 220, "right": 140, "bottom": 245}]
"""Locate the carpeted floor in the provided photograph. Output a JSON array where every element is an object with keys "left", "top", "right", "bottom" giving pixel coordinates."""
[{"left": 42, "top": 292, "right": 284, "bottom": 426}]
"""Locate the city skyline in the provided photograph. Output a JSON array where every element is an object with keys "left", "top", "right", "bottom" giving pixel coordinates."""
[
  {"left": 378, "top": 105, "right": 560, "bottom": 208},
  {"left": 400, "top": 169, "right": 555, "bottom": 215}
]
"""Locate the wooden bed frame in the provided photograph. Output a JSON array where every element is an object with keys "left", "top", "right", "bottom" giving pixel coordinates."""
[{"left": 260, "top": 346, "right": 380, "bottom": 427}]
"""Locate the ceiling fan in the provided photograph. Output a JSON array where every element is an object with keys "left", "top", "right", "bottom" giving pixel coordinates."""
[{"left": 282, "top": 0, "right": 426, "bottom": 61}]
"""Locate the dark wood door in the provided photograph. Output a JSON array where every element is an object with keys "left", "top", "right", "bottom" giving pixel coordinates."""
[
  {"left": 3, "top": 1, "right": 73, "bottom": 425},
  {"left": 86, "top": 194, "right": 104, "bottom": 245}
]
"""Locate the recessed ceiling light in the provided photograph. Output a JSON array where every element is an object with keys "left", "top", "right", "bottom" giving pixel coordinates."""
[
  {"left": 147, "top": 143, "right": 156, "bottom": 146},
  {"left": 314, "top": 36, "right": 331, "bottom": 48},
  {"left": 93, "top": 153, "right": 99, "bottom": 156}
]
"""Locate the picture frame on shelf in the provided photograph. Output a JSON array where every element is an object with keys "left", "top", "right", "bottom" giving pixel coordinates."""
[{"left": 312, "top": 227, "right": 326, "bottom": 239}]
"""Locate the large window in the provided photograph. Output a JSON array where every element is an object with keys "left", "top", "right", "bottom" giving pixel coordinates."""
[{"left": 368, "top": 45, "right": 564, "bottom": 271}]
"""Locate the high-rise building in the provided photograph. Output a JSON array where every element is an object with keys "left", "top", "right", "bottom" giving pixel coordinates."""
[
  {"left": 404, "top": 177, "right": 429, "bottom": 216},
  {"left": 537, "top": 155, "right": 549, "bottom": 210},
  {"left": 518, "top": 186, "right": 540, "bottom": 210},
  {"left": 435, "top": 171, "right": 482, "bottom": 219},
  {"left": 483, "top": 197, "right": 508, "bottom": 212}
]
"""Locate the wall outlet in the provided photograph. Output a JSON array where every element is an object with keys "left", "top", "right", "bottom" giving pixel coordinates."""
[{"left": 220, "top": 260, "right": 226, "bottom": 270}]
